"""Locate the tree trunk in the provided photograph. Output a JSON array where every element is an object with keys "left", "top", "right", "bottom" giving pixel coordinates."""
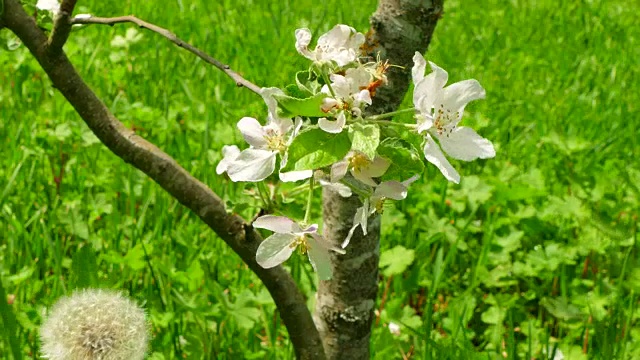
[{"left": 314, "top": 1, "right": 444, "bottom": 359}]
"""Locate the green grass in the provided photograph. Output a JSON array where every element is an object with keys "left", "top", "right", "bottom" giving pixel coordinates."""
[{"left": 1, "top": 0, "right": 639, "bottom": 359}]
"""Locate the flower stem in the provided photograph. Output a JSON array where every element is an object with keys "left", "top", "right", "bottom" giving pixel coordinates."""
[
  {"left": 366, "top": 108, "right": 417, "bottom": 120},
  {"left": 257, "top": 182, "right": 272, "bottom": 210},
  {"left": 366, "top": 119, "right": 418, "bottom": 129},
  {"left": 321, "top": 71, "right": 337, "bottom": 98},
  {"left": 303, "top": 176, "right": 315, "bottom": 225}
]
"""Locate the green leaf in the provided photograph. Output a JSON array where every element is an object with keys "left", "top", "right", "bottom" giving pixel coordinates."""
[
  {"left": 226, "top": 290, "right": 262, "bottom": 330},
  {"left": 349, "top": 123, "right": 380, "bottom": 160},
  {"left": 540, "top": 297, "right": 583, "bottom": 322},
  {"left": 295, "top": 70, "right": 321, "bottom": 95},
  {"left": 481, "top": 306, "right": 506, "bottom": 325},
  {"left": 273, "top": 92, "right": 327, "bottom": 118},
  {"left": 281, "top": 128, "right": 351, "bottom": 172},
  {"left": 284, "top": 83, "right": 312, "bottom": 99},
  {"left": 379, "top": 245, "right": 415, "bottom": 277},
  {"left": 377, "top": 138, "right": 424, "bottom": 181},
  {"left": 123, "top": 243, "right": 150, "bottom": 271}
]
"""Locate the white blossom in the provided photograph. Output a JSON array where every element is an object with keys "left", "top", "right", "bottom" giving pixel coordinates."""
[
  {"left": 224, "top": 88, "right": 312, "bottom": 183},
  {"left": 215, "top": 145, "right": 241, "bottom": 175},
  {"left": 36, "top": 0, "right": 60, "bottom": 15},
  {"left": 314, "top": 170, "right": 352, "bottom": 197},
  {"left": 226, "top": 117, "right": 291, "bottom": 182},
  {"left": 412, "top": 52, "right": 495, "bottom": 183},
  {"left": 388, "top": 322, "right": 401, "bottom": 336},
  {"left": 295, "top": 24, "right": 365, "bottom": 67},
  {"left": 279, "top": 117, "right": 313, "bottom": 182},
  {"left": 342, "top": 175, "right": 419, "bottom": 248},
  {"left": 254, "top": 215, "right": 344, "bottom": 280},
  {"left": 331, "top": 152, "right": 390, "bottom": 187},
  {"left": 320, "top": 67, "right": 373, "bottom": 119},
  {"left": 318, "top": 111, "right": 347, "bottom": 134}
]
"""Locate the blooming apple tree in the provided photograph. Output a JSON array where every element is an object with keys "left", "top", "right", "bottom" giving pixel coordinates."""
[{"left": 217, "top": 24, "right": 496, "bottom": 280}]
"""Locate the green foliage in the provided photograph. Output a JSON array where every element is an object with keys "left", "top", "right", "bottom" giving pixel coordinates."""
[
  {"left": 348, "top": 123, "right": 380, "bottom": 160},
  {"left": 281, "top": 128, "right": 351, "bottom": 172},
  {"left": 1, "top": 0, "right": 639, "bottom": 359},
  {"left": 377, "top": 137, "right": 425, "bottom": 181},
  {"left": 273, "top": 92, "right": 327, "bottom": 118}
]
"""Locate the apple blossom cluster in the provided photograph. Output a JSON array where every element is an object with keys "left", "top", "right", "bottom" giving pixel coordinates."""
[{"left": 217, "top": 24, "right": 495, "bottom": 280}]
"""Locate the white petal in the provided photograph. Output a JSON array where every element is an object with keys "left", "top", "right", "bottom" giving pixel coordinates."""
[
  {"left": 332, "top": 49, "right": 358, "bottom": 68},
  {"left": 260, "top": 87, "right": 284, "bottom": 119},
  {"left": 402, "top": 174, "right": 421, "bottom": 187},
  {"left": 295, "top": 28, "right": 315, "bottom": 61},
  {"left": 441, "top": 79, "right": 485, "bottom": 120},
  {"left": 416, "top": 114, "right": 434, "bottom": 134},
  {"left": 279, "top": 170, "right": 313, "bottom": 182},
  {"left": 375, "top": 181, "right": 408, "bottom": 201},
  {"left": 346, "top": 67, "right": 372, "bottom": 88},
  {"left": 411, "top": 52, "right": 427, "bottom": 85},
  {"left": 331, "top": 160, "right": 349, "bottom": 183},
  {"left": 253, "top": 215, "right": 300, "bottom": 234},
  {"left": 329, "top": 74, "right": 351, "bottom": 99},
  {"left": 423, "top": 134, "right": 460, "bottom": 184},
  {"left": 317, "top": 25, "right": 362, "bottom": 66},
  {"left": 74, "top": 14, "right": 92, "bottom": 20},
  {"left": 428, "top": 61, "right": 449, "bottom": 89},
  {"left": 437, "top": 126, "right": 496, "bottom": 161},
  {"left": 352, "top": 173, "right": 377, "bottom": 187},
  {"left": 227, "top": 149, "right": 277, "bottom": 182},
  {"left": 318, "top": 112, "right": 346, "bottom": 134},
  {"left": 36, "top": 0, "right": 60, "bottom": 14},
  {"left": 300, "top": 224, "right": 319, "bottom": 234},
  {"left": 237, "top": 117, "right": 268, "bottom": 148},
  {"left": 341, "top": 201, "right": 369, "bottom": 248},
  {"left": 291, "top": 117, "right": 304, "bottom": 138},
  {"left": 413, "top": 61, "right": 448, "bottom": 111},
  {"left": 321, "top": 97, "right": 339, "bottom": 112},
  {"left": 354, "top": 89, "right": 372, "bottom": 106},
  {"left": 215, "top": 145, "right": 241, "bottom": 175},
  {"left": 356, "top": 156, "right": 390, "bottom": 179},
  {"left": 318, "top": 179, "right": 352, "bottom": 197},
  {"left": 307, "top": 235, "right": 333, "bottom": 280},
  {"left": 256, "top": 233, "right": 297, "bottom": 268},
  {"left": 342, "top": 224, "right": 358, "bottom": 249},
  {"left": 317, "top": 24, "right": 351, "bottom": 48}
]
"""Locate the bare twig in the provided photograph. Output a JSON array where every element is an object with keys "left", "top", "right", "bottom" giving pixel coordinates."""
[
  {"left": 1, "top": 1, "right": 324, "bottom": 358},
  {"left": 48, "top": 0, "right": 77, "bottom": 53},
  {"left": 71, "top": 15, "right": 261, "bottom": 94}
]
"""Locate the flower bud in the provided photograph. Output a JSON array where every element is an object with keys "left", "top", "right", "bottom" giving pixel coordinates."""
[{"left": 40, "top": 289, "right": 148, "bottom": 360}]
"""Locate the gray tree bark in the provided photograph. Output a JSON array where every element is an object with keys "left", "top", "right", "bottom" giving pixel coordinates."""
[{"left": 314, "top": 1, "right": 444, "bottom": 359}]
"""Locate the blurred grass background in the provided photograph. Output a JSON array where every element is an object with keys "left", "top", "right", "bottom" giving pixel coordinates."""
[{"left": 1, "top": 0, "right": 639, "bottom": 358}]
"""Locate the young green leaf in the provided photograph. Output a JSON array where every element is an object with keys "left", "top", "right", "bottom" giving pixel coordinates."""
[
  {"left": 377, "top": 138, "right": 425, "bottom": 181},
  {"left": 349, "top": 123, "right": 380, "bottom": 160},
  {"left": 281, "top": 128, "right": 351, "bottom": 172},
  {"left": 284, "top": 83, "right": 312, "bottom": 99},
  {"left": 273, "top": 92, "right": 327, "bottom": 118},
  {"left": 295, "top": 70, "right": 321, "bottom": 95}
]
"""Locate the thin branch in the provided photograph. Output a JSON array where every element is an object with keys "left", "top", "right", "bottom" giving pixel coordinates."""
[
  {"left": 48, "top": 0, "right": 77, "bottom": 54},
  {"left": 1, "top": 1, "right": 324, "bottom": 358},
  {"left": 71, "top": 15, "right": 262, "bottom": 94}
]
